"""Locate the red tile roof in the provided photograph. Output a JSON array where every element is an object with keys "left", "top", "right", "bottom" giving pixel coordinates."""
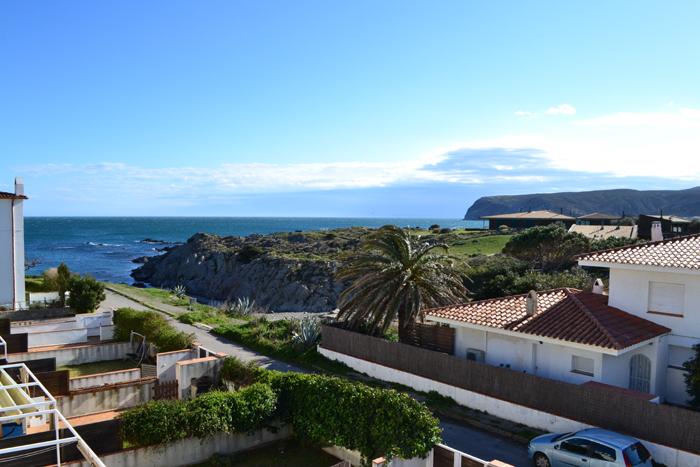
[
  {"left": 579, "top": 234, "right": 700, "bottom": 270},
  {"left": 0, "top": 191, "right": 27, "bottom": 200},
  {"left": 426, "top": 288, "right": 669, "bottom": 350}
]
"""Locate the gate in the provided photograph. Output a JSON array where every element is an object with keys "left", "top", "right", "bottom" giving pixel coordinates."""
[
  {"left": 434, "top": 445, "right": 455, "bottom": 467},
  {"left": 154, "top": 380, "right": 178, "bottom": 400}
]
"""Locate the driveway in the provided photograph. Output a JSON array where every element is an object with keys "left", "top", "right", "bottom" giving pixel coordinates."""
[{"left": 101, "top": 289, "right": 530, "bottom": 465}]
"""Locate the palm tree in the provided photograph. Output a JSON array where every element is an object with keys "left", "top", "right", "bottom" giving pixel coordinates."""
[{"left": 337, "top": 225, "right": 469, "bottom": 337}]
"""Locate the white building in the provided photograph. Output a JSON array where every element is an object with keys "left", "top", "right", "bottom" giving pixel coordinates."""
[
  {"left": 426, "top": 287, "right": 670, "bottom": 399},
  {"left": 579, "top": 235, "right": 700, "bottom": 405},
  {"left": 0, "top": 178, "right": 27, "bottom": 310}
]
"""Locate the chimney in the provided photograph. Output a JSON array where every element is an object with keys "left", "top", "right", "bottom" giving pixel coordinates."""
[
  {"left": 592, "top": 278, "right": 605, "bottom": 295},
  {"left": 651, "top": 221, "right": 663, "bottom": 242},
  {"left": 14, "top": 177, "right": 24, "bottom": 196},
  {"left": 526, "top": 290, "right": 538, "bottom": 316}
]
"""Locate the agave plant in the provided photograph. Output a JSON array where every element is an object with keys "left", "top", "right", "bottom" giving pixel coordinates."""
[
  {"left": 292, "top": 314, "right": 321, "bottom": 348},
  {"left": 172, "top": 284, "right": 187, "bottom": 299},
  {"left": 221, "top": 296, "right": 256, "bottom": 316}
]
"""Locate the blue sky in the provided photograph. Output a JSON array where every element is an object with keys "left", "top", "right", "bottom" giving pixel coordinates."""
[{"left": 2, "top": 1, "right": 700, "bottom": 217}]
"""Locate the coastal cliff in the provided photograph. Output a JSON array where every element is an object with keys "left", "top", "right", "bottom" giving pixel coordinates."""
[{"left": 131, "top": 230, "right": 367, "bottom": 313}]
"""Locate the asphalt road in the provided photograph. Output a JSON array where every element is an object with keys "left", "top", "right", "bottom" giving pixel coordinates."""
[{"left": 101, "top": 290, "right": 531, "bottom": 466}]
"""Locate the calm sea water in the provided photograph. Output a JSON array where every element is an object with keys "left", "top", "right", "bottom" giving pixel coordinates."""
[{"left": 25, "top": 217, "right": 486, "bottom": 283}]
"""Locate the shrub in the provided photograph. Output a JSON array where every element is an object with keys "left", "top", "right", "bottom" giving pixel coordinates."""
[
  {"left": 220, "top": 356, "right": 262, "bottom": 388},
  {"left": 684, "top": 344, "right": 700, "bottom": 409},
  {"left": 237, "top": 245, "right": 264, "bottom": 263},
  {"left": 67, "top": 275, "right": 105, "bottom": 313},
  {"left": 504, "top": 225, "right": 590, "bottom": 271},
  {"left": 121, "top": 400, "right": 188, "bottom": 446},
  {"left": 113, "top": 307, "right": 194, "bottom": 352},
  {"left": 291, "top": 315, "right": 321, "bottom": 348},
  {"left": 267, "top": 372, "right": 441, "bottom": 464},
  {"left": 121, "top": 384, "right": 277, "bottom": 446},
  {"left": 172, "top": 284, "right": 187, "bottom": 298}
]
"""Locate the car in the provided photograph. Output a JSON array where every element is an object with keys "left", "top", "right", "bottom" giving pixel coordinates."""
[{"left": 528, "top": 428, "right": 654, "bottom": 467}]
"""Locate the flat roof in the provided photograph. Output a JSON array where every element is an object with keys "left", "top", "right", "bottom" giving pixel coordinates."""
[
  {"left": 480, "top": 210, "right": 575, "bottom": 221},
  {"left": 577, "top": 212, "right": 621, "bottom": 220}
]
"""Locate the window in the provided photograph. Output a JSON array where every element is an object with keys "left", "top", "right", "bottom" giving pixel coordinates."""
[
  {"left": 571, "top": 355, "right": 595, "bottom": 376},
  {"left": 589, "top": 441, "right": 616, "bottom": 462},
  {"left": 560, "top": 438, "right": 590, "bottom": 456},
  {"left": 623, "top": 443, "right": 651, "bottom": 466},
  {"left": 629, "top": 354, "right": 652, "bottom": 393},
  {"left": 648, "top": 281, "right": 684, "bottom": 316}
]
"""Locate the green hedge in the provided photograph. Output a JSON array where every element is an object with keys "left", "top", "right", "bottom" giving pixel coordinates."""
[
  {"left": 265, "top": 372, "right": 441, "bottom": 463},
  {"left": 121, "top": 369, "right": 440, "bottom": 465},
  {"left": 121, "top": 383, "right": 277, "bottom": 446},
  {"left": 113, "top": 307, "right": 194, "bottom": 352}
]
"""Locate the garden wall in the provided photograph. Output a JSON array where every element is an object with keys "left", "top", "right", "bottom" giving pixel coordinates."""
[
  {"left": 175, "top": 355, "right": 222, "bottom": 400},
  {"left": 70, "top": 367, "right": 142, "bottom": 391},
  {"left": 319, "top": 345, "right": 700, "bottom": 467},
  {"left": 8, "top": 341, "right": 132, "bottom": 366},
  {"left": 156, "top": 349, "right": 197, "bottom": 381},
  {"left": 65, "top": 426, "right": 293, "bottom": 467},
  {"left": 57, "top": 378, "right": 155, "bottom": 418}
]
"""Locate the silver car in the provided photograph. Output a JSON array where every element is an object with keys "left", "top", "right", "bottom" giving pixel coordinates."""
[{"left": 528, "top": 428, "right": 654, "bottom": 467}]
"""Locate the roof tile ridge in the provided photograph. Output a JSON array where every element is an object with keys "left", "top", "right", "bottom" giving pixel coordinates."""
[
  {"left": 566, "top": 290, "right": 622, "bottom": 349},
  {"left": 426, "top": 287, "right": 571, "bottom": 313},
  {"left": 578, "top": 233, "right": 700, "bottom": 260}
]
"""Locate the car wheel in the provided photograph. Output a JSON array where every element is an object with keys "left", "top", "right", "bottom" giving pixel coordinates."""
[{"left": 533, "top": 453, "right": 551, "bottom": 467}]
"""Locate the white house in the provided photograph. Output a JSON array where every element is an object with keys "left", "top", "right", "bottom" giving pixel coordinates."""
[
  {"left": 579, "top": 234, "right": 700, "bottom": 405},
  {"left": 425, "top": 287, "right": 670, "bottom": 398},
  {"left": 0, "top": 178, "right": 27, "bottom": 310}
]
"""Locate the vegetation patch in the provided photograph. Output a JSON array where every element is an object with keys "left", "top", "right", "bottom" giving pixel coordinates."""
[
  {"left": 113, "top": 307, "right": 194, "bottom": 352},
  {"left": 195, "top": 438, "right": 341, "bottom": 467}
]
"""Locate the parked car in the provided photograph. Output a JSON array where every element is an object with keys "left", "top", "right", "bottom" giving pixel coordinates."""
[{"left": 528, "top": 428, "right": 654, "bottom": 467}]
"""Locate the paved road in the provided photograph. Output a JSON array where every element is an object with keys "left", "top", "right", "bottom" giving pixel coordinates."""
[{"left": 100, "top": 289, "right": 530, "bottom": 465}]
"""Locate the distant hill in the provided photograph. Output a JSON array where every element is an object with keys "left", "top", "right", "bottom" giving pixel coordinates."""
[{"left": 464, "top": 187, "right": 700, "bottom": 220}]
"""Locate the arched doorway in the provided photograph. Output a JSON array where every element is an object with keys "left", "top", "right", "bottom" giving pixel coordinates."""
[{"left": 629, "top": 354, "right": 652, "bottom": 393}]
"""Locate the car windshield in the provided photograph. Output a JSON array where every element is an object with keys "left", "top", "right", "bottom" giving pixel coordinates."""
[
  {"left": 624, "top": 443, "right": 651, "bottom": 465},
  {"left": 552, "top": 432, "right": 574, "bottom": 442}
]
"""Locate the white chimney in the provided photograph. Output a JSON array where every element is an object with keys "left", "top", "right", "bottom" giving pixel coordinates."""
[
  {"left": 592, "top": 278, "right": 605, "bottom": 295},
  {"left": 651, "top": 221, "right": 663, "bottom": 242},
  {"left": 14, "top": 177, "right": 24, "bottom": 196},
  {"left": 526, "top": 290, "right": 538, "bottom": 316}
]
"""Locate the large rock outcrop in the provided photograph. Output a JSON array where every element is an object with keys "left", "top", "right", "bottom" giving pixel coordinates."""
[{"left": 131, "top": 230, "right": 367, "bottom": 313}]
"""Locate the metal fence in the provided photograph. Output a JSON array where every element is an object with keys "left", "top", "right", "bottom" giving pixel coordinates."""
[{"left": 320, "top": 325, "right": 700, "bottom": 455}]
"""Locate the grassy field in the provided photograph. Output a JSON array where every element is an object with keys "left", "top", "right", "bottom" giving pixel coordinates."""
[
  {"left": 446, "top": 234, "right": 512, "bottom": 256},
  {"left": 25, "top": 275, "right": 55, "bottom": 293},
  {"left": 197, "top": 439, "right": 340, "bottom": 467},
  {"left": 60, "top": 359, "right": 137, "bottom": 377}
]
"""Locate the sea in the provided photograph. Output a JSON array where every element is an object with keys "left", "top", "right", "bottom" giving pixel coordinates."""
[{"left": 25, "top": 217, "right": 486, "bottom": 284}]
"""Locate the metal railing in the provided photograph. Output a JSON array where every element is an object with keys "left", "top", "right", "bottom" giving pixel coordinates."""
[{"left": 0, "top": 362, "right": 105, "bottom": 466}]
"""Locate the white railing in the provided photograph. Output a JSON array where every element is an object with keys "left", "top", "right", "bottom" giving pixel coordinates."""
[{"left": 0, "top": 362, "right": 105, "bottom": 466}]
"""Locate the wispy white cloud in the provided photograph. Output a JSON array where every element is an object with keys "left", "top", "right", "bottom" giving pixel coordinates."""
[{"left": 544, "top": 103, "right": 576, "bottom": 116}]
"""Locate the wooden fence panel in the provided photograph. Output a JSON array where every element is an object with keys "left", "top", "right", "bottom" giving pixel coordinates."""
[
  {"left": 35, "top": 370, "right": 70, "bottom": 396},
  {"left": 433, "top": 445, "right": 455, "bottom": 467},
  {"left": 320, "top": 325, "right": 700, "bottom": 455},
  {"left": 1, "top": 332, "right": 27, "bottom": 353},
  {"left": 155, "top": 379, "right": 178, "bottom": 400}
]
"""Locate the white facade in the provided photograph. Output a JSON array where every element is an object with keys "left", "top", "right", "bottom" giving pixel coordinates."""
[
  {"left": 602, "top": 266, "right": 700, "bottom": 405},
  {"left": 0, "top": 178, "right": 26, "bottom": 309},
  {"left": 433, "top": 318, "right": 665, "bottom": 396}
]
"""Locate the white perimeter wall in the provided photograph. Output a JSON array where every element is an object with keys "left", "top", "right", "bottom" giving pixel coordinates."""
[
  {"left": 69, "top": 368, "right": 142, "bottom": 391},
  {"left": 57, "top": 379, "right": 155, "bottom": 418},
  {"left": 176, "top": 356, "right": 222, "bottom": 400},
  {"left": 0, "top": 200, "right": 24, "bottom": 309},
  {"left": 7, "top": 341, "right": 132, "bottom": 366},
  {"left": 156, "top": 349, "right": 197, "bottom": 381},
  {"left": 319, "top": 347, "right": 700, "bottom": 467},
  {"left": 66, "top": 426, "right": 292, "bottom": 467}
]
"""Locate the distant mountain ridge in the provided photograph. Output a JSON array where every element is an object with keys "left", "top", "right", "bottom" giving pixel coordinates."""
[{"left": 464, "top": 187, "right": 700, "bottom": 220}]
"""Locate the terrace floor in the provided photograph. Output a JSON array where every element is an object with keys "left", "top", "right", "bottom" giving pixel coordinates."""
[
  {"left": 59, "top": 359, "right": 138, "bottom": 377},
  {"left": 196, "top": 439, "right": 341, "bottom": 467}
]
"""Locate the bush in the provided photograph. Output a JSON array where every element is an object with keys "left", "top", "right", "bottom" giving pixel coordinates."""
[
  {"left": 67, "top": 275, "right": 105, "bottom": 313},
  {"left": 684, "top": 344, "right": 700, "bottom": 409},
  {"left": 266, "top": 372, "right": 440, "bottom": 464},
  {"left": 113, "top": 308, "right": 194, "bottom": 352},
  {"left": 220, "top": 356, "right": 263, "bottom": 388},
  {"left": 504, "top": 225, "right": 590, "bottom": 271},
  {"left": 121, "top": 384, "right": 277, "bottom": 446},
  {"left": 121, "top": 400, "right": 188, "bottom": 446}
]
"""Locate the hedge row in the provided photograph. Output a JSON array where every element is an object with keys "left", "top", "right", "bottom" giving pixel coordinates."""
[
  {"left": 263, "top": 371, "right": 441, "bottom": 463},
  {"left": 113, "top": 307, "right": 194, "bottom": 352},
  {"left": 121, "top": 383, "right": 276, "bottom": 446},
  {"left": 122, "top": 359, "right": 441, "bottom": 465}
]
